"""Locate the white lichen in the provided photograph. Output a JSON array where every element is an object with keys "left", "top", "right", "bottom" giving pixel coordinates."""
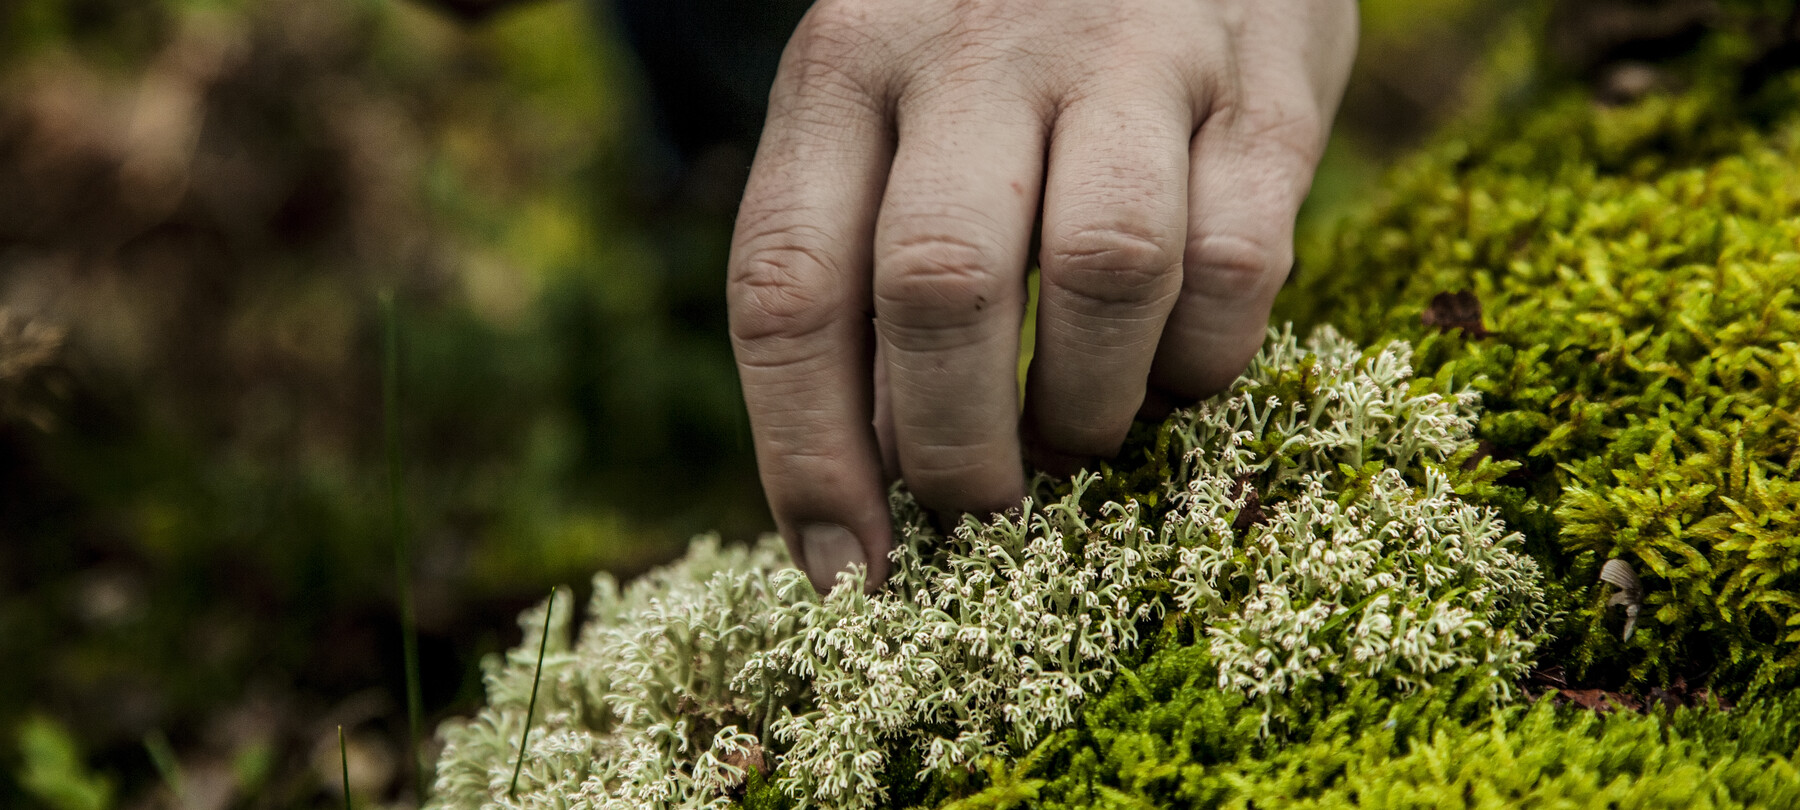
[{"left": 428, "top": 326, "right": 1547, "bottom": 810}]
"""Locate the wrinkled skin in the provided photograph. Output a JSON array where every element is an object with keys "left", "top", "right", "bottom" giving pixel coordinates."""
[{"left": 728, "top": 0, "right": 1358, "bottom": 592}]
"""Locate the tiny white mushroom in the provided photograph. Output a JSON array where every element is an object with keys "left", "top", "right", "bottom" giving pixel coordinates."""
[{"left": 1599, "top": 558, "right": 1643, "bottom": 641}]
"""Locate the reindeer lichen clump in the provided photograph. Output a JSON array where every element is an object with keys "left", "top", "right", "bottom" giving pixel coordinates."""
[{"left": 429, "top": 328, "right": 1546, "bottom": 810}]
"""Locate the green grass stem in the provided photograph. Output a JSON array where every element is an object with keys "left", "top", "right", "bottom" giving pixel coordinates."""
[
  {"left": 509, "top": 588, "right": 556, "bottom": 799},
  {"left": 339, "top": 725, "right": 352, "bottom": 810},
  {"left": 143, "top": 730, "right": 186, "bottom": 809},
  {"left": 382, "top": 291, "right": 426, "bottom": 801}
]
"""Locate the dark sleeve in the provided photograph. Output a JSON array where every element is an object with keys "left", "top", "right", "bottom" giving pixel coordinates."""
[{"left": 609, "top": 0, "right": 813, "bottom": 160}]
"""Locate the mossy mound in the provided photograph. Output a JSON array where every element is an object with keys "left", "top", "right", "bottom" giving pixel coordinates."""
[{"left": 432, "top": 10, "right": 1800, "bottom": 809}]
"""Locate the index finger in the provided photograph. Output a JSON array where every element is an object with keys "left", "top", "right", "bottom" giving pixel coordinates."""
[{"left": 728, "top": 27, "right": 895, "bottom": 594}]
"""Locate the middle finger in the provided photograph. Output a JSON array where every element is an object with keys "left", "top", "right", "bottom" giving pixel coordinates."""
[
  {"left": 1025, "top": 77, "right": 1195, "bottom": 465},
  {"left": 874, "top": 89, "right": 1045, "bottom": 517}
]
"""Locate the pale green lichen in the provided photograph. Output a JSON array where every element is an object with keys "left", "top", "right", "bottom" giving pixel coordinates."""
[
  {"left": 429, "top": 328, "right": 1545, "bottom": 810},
  {"left": 431, "top": 537, "right": 802, "bottom": 810},
  {"left": 1173, "top": 467, "right": 1541, "bottom": 710},
  {"left": 1161, "top": 334, "right": 1544, "bottom": 726}
]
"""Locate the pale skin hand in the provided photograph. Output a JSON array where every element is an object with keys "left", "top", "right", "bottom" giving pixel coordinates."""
[{"left": 729, "top": 0, "right": 1359, "bottom": 593}]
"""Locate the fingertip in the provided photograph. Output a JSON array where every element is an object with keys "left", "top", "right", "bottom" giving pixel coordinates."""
[
  {"left": 799, "top": 522, "right": 864, "bottom": 594},
  {"left": 1135, "top": 385, "right": 1180, "bottom": 423},
  {"left": 1022, "top": 416, "right": 1096, "bottom": 478},
  {"left": 904, "top": 458, "right": 1027, "bottom": 527},
  {"left": 1149, "top": 328, "right": 1267, "bottom": 401},
  {"left": 793, "top": 519, "right": 895, "bottom": 595}
]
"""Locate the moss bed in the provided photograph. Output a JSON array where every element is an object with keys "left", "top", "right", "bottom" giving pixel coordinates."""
[{"left": 430, "top": 8, "right": 1800, "bottom": 810}]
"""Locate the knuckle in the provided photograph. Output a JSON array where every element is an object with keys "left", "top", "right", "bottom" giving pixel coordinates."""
[
  {"left": 906, "top": 451, "right": 985, "bottom": 486},
  {"left": 759, "top": 439, "right": 868, "bottom": 515},
  {"left": 1043, "top": 417, "right": 1129, "bottom": 457},
  {"left": 1166, "top": 350, "right": 1259, "bottom": 401},
  {"left": 1185, "top": 231, "right": 1290, "bottom": 304},
  {"left": 778, "top": 2, "right": 888, "bottom": 103},
  {"left": 1222, "top": 98, "right": 1327, "bottom": 165},
  {"left": 902, "top": 452, "right": 1009, "bottom": 512},
  {"left": 1043, "top": 222, "right": 1183, "bottom": 307},
  {"left": 728, "top": 246, "right": 843, "bottom": 347},
  {"left": 761, "top": 432, "right": 852, "bottom": 475},
  {"left": 875, "top": 232, "right": 1008, "bottom": 328},
  {"left": 789, "top": 1, "right": 873, "bottom": 63}
]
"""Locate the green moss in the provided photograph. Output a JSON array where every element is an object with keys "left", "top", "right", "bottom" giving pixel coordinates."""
[
  {"left": 954, "top": 639, "right": 1800, "bottom": 809},
  {"left": 1279, "top": 64, "right": 1800, "bottom": 691}
]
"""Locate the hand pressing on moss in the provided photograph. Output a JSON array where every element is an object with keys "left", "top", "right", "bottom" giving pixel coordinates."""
[{"left": 729, "top": 0, "right": 1358, "bottom": 593}]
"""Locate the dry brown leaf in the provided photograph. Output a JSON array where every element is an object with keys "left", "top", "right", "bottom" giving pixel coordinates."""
[{"left": 1420, "top": 291, "right": 1490, "bottom": 337}]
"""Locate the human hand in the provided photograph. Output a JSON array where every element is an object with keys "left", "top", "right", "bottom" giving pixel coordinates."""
[{"left": 728, "top": 0, "right": 1358, "bottom": 593}]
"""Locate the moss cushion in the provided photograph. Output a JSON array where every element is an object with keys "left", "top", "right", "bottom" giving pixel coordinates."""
[{"left": 429, "top": 8, "right": 1800, "bottom": 808}]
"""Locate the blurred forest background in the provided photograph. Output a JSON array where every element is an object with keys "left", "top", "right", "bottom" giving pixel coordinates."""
[{"left": 0, "top": 0, "right": 1536, "bottom": 806}]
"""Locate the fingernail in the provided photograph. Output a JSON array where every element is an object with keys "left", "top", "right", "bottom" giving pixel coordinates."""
[{"left": 801, "top": 523, "right": 864, "bottom": 594}]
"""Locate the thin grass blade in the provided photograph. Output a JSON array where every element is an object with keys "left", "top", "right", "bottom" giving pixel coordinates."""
[
  {"left": 382, "top": 291, "right": 427, "bottom": 800},
  {"left": 509, "top": 588, "right": 556, "bottom": 799},
  {"left": 340, "top": 725, "right": 353, "bottom": 810},
  {"left": 143, "top": 730, "right": 186, "bottom": 809}
]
